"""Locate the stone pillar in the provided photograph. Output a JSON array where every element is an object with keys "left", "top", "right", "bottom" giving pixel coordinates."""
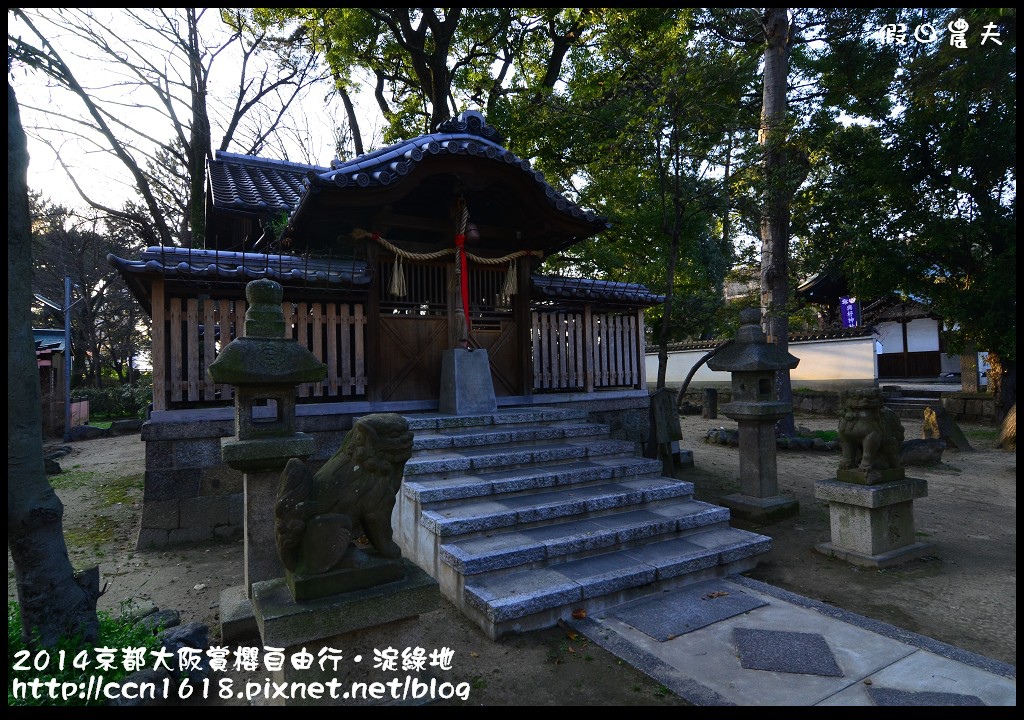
[
  {"left": 237, "top": 466, "right": 300, "bottom": 593},
  {"left": 736, "top": 419, "right": 779, "bottom": 498},
  {"left": 702, "top": 388, "right": 718, "bottom": 419}
]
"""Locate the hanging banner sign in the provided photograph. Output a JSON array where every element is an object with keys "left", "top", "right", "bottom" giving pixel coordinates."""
[{"left": 840, "top": 296, "right": 860, "bottom": 328}]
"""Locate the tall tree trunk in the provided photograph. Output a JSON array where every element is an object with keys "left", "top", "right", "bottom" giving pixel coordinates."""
[
  {"left": 187, "top": 8, "right": 210, "bottom": 248},
  {"left": 8, "top": 81, "right": 100, "bottom": 648},
  {"left": 656, "top": 230, "right": 680, "bottom": 390},
  {"left": 759, "top": 7, "right": 796, "bottom": 436},
  {"left": 987, "top": 352, "right": 1016, "bottom": 424}
]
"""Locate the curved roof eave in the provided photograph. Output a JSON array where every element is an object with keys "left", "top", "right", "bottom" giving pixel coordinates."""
[{"left": 288, "top": 110, "right": 607, "bottom": 242}]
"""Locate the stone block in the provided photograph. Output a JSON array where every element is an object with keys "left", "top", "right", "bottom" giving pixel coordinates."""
[
  {"left": 145, "top": 440, "right": 175, "bottom": 470},
  {"left": 168, "top": 526, "right": 215, "bottom": 544},
  {"left": 942, "top": 398, "right": 966, "bottom": 415},
  {"left": 286, "top": 552, "right": 407, "bottom": 602},
  {"left": 221, "top": 434, "right": 316, "bottom": 472},
  {"left": 110, "top": 418, "right": 143, "bottom": 434},
  {"left": 835, "top": 467, "right": 906, "bottom": 486},
  {"left": 213, "top": 524, "right": 242, "bottom": 540},
  {"left": 144, "top": 468, "right": 201, "bottom": 501},
  {"left": 720, "top": 494, "right": 799, "bottom": 523},
  {"left": 136, "top": 528, "right": 169, "bottom": 549},
  {"left": 814, "top": 477, "right": 928, "bottom": 508},
  {"left": 814, "top": 476, "right": 931, "bottom": 568},
  {"left": 140, "top": 499, "right": 180, "bottom": 530},
  {"left": 439, "top": 348, "right": 497, "bottom": 415},
  {"left": 175, "top": 438, "right": 224, "bottom": 469},
  {"left": 219, "top": 584, "right": 259, "bottom": 644},
  {"left": 199, "top": 464, "right": 243, "bottom": 495},
  {"left": 143, "top": 417, "right": 234, "bottom": 442},
  {"left": 179, "top": 495, "right": 232, "bottom": 528},
  {"left": 900, "top": 438, "right": 945, "bottom": 466}
]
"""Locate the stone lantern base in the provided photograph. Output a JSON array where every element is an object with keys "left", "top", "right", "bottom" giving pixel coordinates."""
[
  {"left": 813, "top": 476, "right": 932, "bottom": 568},
  {"left": 720, "top": 493, "right": 799, "bottom": 523}
]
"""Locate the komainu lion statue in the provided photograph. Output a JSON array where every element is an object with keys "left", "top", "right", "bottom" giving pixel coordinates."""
[
  {"left": 275, "top": 413, "right": 414, "bottom": 576},
  {"left": 837, "top": 388, "right": 904, "bottom": 472}
]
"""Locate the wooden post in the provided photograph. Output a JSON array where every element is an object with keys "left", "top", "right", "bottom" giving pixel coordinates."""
[
  {"left": 151, "top": 277, "right": 166, "bottom": 411},
  {"left": 516, "top": 254, "right": 531, "bottom": 396},
  {"left": 365, "top": 243, "right": 381, "bottom": 402},
  {"left": 584, "top": 305, "right": 594, "bottom": 392},
  {"left": 636, "top": 308, "right": 647, "bottom": 390}
]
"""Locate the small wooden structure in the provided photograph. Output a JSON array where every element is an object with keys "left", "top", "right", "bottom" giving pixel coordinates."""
[
  {"left": 108, "top": 111, "right": 664, "bottom": 548},
  {"left": 111, "top": 111, "right": 662, "bottom": 413}
]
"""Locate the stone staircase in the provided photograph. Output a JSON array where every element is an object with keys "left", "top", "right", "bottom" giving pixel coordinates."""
[
  {"left": 393, "top": 406, "right": 771, "bottom": 639},
  {"left": 882, "top": 387, "right": 944, "bottom": 420}
]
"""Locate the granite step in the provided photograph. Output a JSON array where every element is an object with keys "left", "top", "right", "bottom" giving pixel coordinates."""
[
  {"left": 404, "top": 407, "right": 591, "bottom": 433},
  {"left": 403, "top": 456, "right": 666, "bottom": 504},
  {"left": 411, "top": 422, "right": 611, "bottom": 452},
  {"left": 439, "top": 497, "right": 729, "bottom": 576},
  {"left": 461, "top": 526, "right": 772, "bottom": 637},
  {"left": 421, "top": 476, "right": 696, "bottom": 538},
  {"left": 403, "top": 438, "right": 640, "bottom": 479}
]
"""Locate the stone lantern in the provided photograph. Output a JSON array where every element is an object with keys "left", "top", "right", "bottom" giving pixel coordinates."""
[
  {"left": 707, "top": 307, "right": 800, "bottom": 522},
  {"left": 207, "top": 278, "right": 326, "bottom": 599}
]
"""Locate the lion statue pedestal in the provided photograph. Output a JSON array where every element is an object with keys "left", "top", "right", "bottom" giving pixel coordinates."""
[
  {"left": 248, "top": 413, "right": 441, "bottom": 689},
  {"left": 814, "top": 389, "right": 933, "bottom": 568}
]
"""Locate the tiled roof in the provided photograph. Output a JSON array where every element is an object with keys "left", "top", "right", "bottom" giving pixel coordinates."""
[
  {"left": 862, "top": 295, "right": 936, "bottom": 321},
  {"left": 208, "top": 111, "right": 606, "bottom": 230},
  {"left": 665, "top": 326, "right": 875, "bottom": 351},
  {"left": 531, "top": 275, "right": 664, "bottom": 307},
  {"left": 108, "top": 246, "right": 372, "bottom": 316},
  {"left": 306, "top": 111, "right": 603, "bottom": 224},
  {"left": 207, "top": 153, "right": 324, "bottom": 213},
  {"left": 109, "top": 246, "right": 371, "bottom": 287},
  {"left": 34, "top": 328, "right": 66, "bottom": 353}
]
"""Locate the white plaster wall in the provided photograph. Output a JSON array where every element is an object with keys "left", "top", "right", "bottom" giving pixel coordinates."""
[
  {"left": 647, "top": 335, "right": 877, "bottom": 388},
  {"left": 905, "top": 317, "right": 940, "bottom": 352},
  {"left": 875, "top": 321, "right": 904, "bottom": 354},
  {"left": 875, "top": 317, "right": 939, "bottom": 354}
]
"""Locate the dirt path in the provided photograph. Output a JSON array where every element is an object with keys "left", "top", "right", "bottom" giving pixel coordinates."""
[{"left": 12, "top": 412, "right": 1015, "bottom": 705}]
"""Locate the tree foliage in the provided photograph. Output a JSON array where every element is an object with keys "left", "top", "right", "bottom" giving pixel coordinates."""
[
  {"left": 30, "top": 195, "right": 148, "bottom": 389},
  {"left": 534, "top": 9, "right": 757, "bottom": 366},
  {"left": 253, "top": 8, "right": 597, "bottom": 145},
  {"left": 793, "top": 7, "right": 1016, "bottom": 414},
  {"left": 8, "top": 8, "right": 326, "bottom": 247}
]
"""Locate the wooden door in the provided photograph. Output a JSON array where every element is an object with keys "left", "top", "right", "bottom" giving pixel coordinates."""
[
  {"left": 377, "top": 260, "right": 449, "bottom": 402},
  {"left": 376, "top": 258, "right": 523, "bottom": 402},
  {"left": 463, "top": 264, "right": 520, "bottom": 397}
]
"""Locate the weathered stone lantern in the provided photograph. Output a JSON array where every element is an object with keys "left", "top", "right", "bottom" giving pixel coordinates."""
[
  {"left": 707, "top": 307, "right": 800, "bottom": 522},
  {"left": 207, "top": 278, "right": 326, "bottom": 599}
]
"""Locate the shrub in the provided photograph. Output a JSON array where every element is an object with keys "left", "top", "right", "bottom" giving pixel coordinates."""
[
  {"left": 72, "top": 382, "right": 152, "bottom": 420},
  {"left": 8, "top": 600, "right": 162, "bottom": 707}
]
